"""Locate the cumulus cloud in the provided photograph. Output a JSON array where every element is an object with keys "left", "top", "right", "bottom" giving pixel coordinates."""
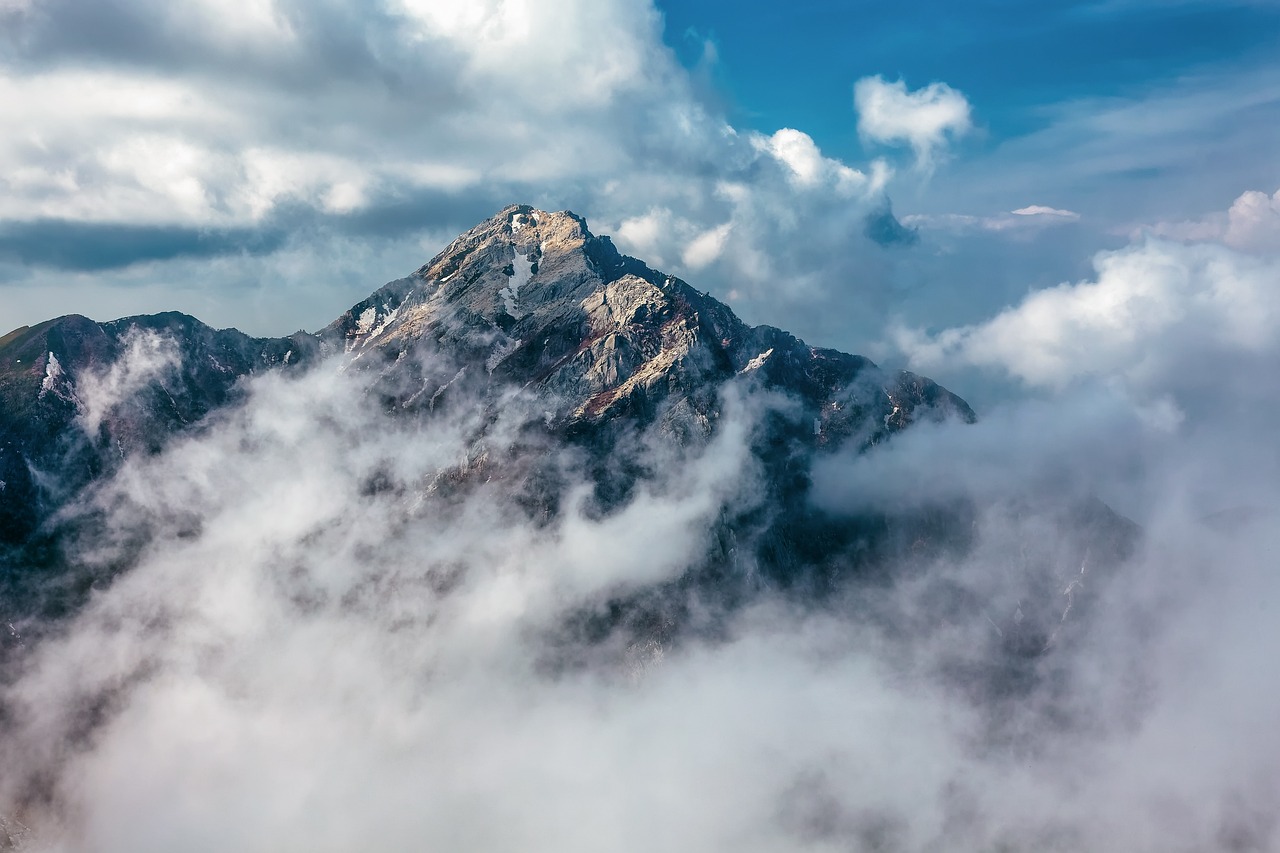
[
  {"left": 1144, "top": 186, "right": 1280, "bottom": 253},
  {"left": 597, "top": 128, "right": 902, "bottom": 348},
  {"left": 0, "top": 0, "right": 914, "bottom": 347},
  {"left": 893, "top": 237, "right": 1280, "bottom": 419},
  {"left": 854, "top": 75, "right": 973, "bottom": 172}
]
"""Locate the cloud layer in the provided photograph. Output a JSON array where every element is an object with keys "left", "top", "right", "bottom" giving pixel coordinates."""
[
  {"left": 5, "top": 209, "right": 1280, "bottom": 848},
  {"left": 0, "top": 0, "right": 912, "bottom": 346}
]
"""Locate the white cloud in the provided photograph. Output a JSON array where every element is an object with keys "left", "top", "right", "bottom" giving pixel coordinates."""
[
  {"left": 1222, "top": 188, "right": 1280, "bottom": 250},
  {"left": 1011, "top": 205, "right": 1080, "bottom": 219},
  {"left": 1145, "top": 187, "right": 1280, "bottom": 253},
  {"left": 0, "top": 0, "right": 912, "bottom": 345},
  {"left": 681, "top": 222, "right": 732, "bottom": 269},
  {"left": 76, "top": 328, "right": 182, "bottom": 436},
  {"left": 8, "top": 325, "right": 1280, "bottom": 850},
  {"left": 854, "top": 75, "right": 973, "bottom": 172},
  {"left": 756, "top": 128, "right": 880, "bottom": 195},
  {"left": 893, "top": 236, "right": 1280, "bottom": 426},
  {"left": 904, "top": 204, "right": 1082, "bottom": 234}
]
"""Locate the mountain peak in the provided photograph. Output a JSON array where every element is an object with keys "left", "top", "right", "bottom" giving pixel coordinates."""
[{"left": 324, "top": 205, "right": 973, "bottom": 432}]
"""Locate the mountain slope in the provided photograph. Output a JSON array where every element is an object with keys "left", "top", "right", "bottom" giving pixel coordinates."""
[{"left": 0, "top": 313, "right": 314, "bottom": 550}]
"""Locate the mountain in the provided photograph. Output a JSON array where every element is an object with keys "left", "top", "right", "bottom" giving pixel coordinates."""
[
  {"left": 1, "top": 205, "right": 969, "bottom": 546},
  {"left": 0, "top": 205, "right": 1131, "bottom": 672},
  {"left": 319, "top": 205, "right": 971, "bottom": 432}
]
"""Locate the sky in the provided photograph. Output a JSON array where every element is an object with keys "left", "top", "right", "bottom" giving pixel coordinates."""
[{"left": 2, "top": 0, "right": 1278, "bottom": 363}]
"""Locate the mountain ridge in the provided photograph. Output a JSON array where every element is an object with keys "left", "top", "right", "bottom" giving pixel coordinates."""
[{"left": 0, "top": 203, "right": 982, "bottom": 638}]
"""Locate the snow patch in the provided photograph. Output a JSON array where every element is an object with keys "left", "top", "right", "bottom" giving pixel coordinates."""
[
  {"left": 739, "top": 348, "right": 774, "bottom": 374},
  {"left": 367, "top": 305, "right": 400, "bottom": 341},
  {"left": 346, "top": 305, "right": 395, "bottom": 354},
  {"left": 38, "top": 352, "right": 65, "bottom": 399},
  {"left": 500, "top": 246, "right": 535, "bottom": 317}
]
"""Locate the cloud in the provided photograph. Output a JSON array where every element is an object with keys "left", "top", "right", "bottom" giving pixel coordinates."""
[
  {"left": 854, "top": 75, "right": 973, "bottom": 172},
  {"left": 1144, "top": 186, "right": 1280, "bottom": 253},
  {"left": 756, "top": 128, "right": 879, "bottom": 194},
  {"left": 680, "top": 222, "right": 732, "bottom": 270},
  {"left": 0, "top": 0, "right": 920, "bottom": 349},
  {"left": 904, "top": 204, "right": 1081, "bottom": 234},
  {"left": 75, "top": 327, "right": 182, "bottom": 436},
  {"left": 890, "top": 228, "right": 1280, "bottom": 451},
  {"left": 5, "top": 5, "right": 1280, "bottom": 848},
  {"left": 1011, "top": 205, "right": 1080, "bottom": 220}
]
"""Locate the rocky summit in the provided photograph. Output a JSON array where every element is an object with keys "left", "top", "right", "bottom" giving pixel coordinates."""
[{"left": 322, "top": 205, "right": 972, "bottom": 433}]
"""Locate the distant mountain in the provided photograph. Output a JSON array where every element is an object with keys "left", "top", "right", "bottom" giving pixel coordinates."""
[{"left": 0, "top": 313, "right": 315, "bottom": 551}]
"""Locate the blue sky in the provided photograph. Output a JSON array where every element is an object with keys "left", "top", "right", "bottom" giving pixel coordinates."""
[
  {"left": 660, "top": 0, "right": 1280, "bottom": 218},
  {"left": 662, "top": 0, "right": 1280, "bottom": 142}
]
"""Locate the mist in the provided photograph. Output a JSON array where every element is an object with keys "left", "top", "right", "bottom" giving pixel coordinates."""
[{"left": 4, "top": 217, "right": 1280, "bottom": 853}]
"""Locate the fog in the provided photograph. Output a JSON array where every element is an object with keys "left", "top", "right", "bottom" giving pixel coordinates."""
[{"left": 4, "top": 225, "right": 1280, "bottom": 851}]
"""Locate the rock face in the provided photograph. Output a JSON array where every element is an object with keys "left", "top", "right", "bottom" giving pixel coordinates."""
[
  {"left": 0, "top": 313, "right": 315, "bottom": 549},
  {"left": 0, "top": 204, "right": 981, "bottom": 633}
]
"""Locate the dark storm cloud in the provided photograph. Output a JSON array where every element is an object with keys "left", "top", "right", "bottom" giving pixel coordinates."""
[{"left": 0, "top": 219, "right": 286, "bottom": 270}]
